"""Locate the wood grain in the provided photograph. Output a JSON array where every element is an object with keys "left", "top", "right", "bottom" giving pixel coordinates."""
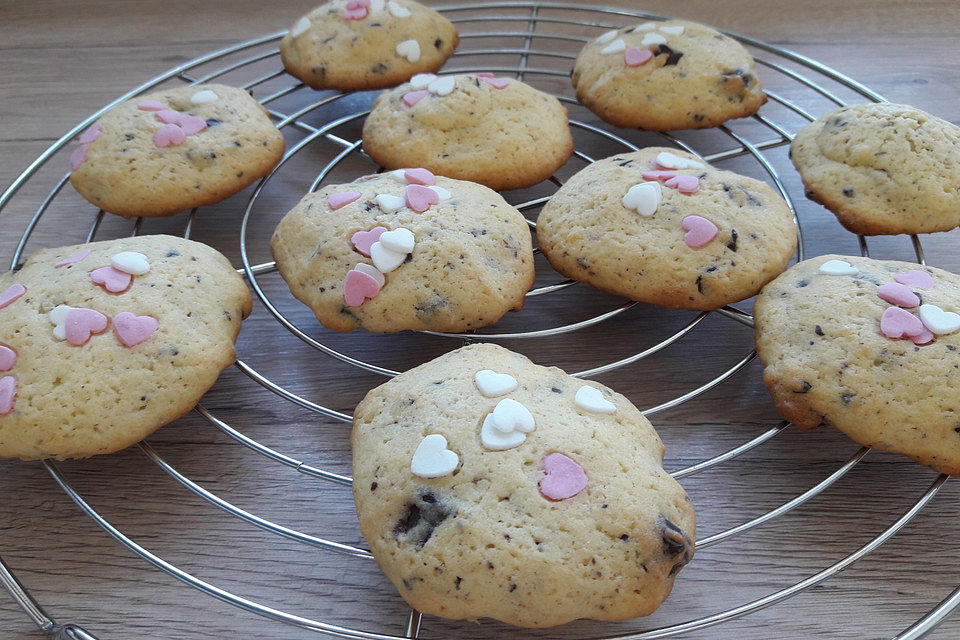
[{"left": 2, "top": 1, "right": 960, "bottom": 639}]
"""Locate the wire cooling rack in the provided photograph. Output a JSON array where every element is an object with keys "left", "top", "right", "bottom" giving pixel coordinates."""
[{"left": 1, "top": 2, "right": 958, "bottom": 639}]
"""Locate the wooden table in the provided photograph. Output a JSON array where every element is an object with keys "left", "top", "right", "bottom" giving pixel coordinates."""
[{"left": 2, "top": 1, "right": 959, "bottom": 638}]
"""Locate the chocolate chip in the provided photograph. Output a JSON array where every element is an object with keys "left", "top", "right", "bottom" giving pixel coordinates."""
[
  {"left": 696, "top": 275, "right": 704, "bottom": 294},
  {"left": 841, "top": 393, "right": 856, "bottom": 404},
  {"left": 843, "top": 188, "right": 855, "bottom": 198},
  {"left": 619, "top": 534, "right": 630, "bottom": 541},
  {"left": 797, "top": 381, "right": 812, "bottom": 393},
  {"left": 576, "top": 257, "right": 589, "bottom": 270},
  {"left": 726, "top": 229, "right": 738, "bottom": 252},
  {"left": 660, "top": 518, "right": 688, "bottom": 557},
  {"left": 654, "top": 44, "right": 683, "bottom": 66},
  {"left": 796, "top": 279, "right": 809, "bottom": 288},
  {"left": 393, "top": 490, "right": 454, "bottom": 548},
  {"left": 205, "top": 118, "right": 221, "bottom": 127},
  {"left": 693, "top": 113, "right": 705, "bottom": 122},
  {"left": 551, "top": 387, "right": 562, "bottom": 394},
  {"left": 454, "top": 576, "right": 462, "bottom": 590},
  {"left": 371, "top": 62, "right": 388, "bottom": 74},
  {"left": 434, "top": 38, "right": 443, "bottom": 49},
  {"left": 815, "top": 325, "right": 824, "bottom": 335},
  {"left": 509, "top": 583, "right": 517, "bottom": 592},
  {"left": 618, "top": 159, "right": 633, "bottom": 167},
  {"left": 166, "top": 250, "right": 180, "bottom": 257}
]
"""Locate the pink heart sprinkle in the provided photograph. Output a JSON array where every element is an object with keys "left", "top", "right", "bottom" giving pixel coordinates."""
[
  {"left": 0, "top": 376, "right": 16, "bottom": 416},
  {"left": 880, "top": 306, "right": 925, "bottom": 339},
  {"left": 474, "top": 72, "right": 495, "bottom": 78},
  {"left": 343, "top": 6, "right": 367, "bottom": 19},
  {"left": 681, "top": 215, "right": 718, "bottom": 249},
  {"left": 113, "top": 312, "right": 159, "bottom": 347},
  {"left": 343, "top": 269, "right": 381, "bottom": 307},
  {"left": 178, "top": 114, "right": 207, "bottom": 136},
  {"left": 0, "top": 284, "right": 26, "bottom": 310},
  {"left": 90, "top": 266, "right": 133, "bottom": 293},
  {"left": 155, "top": 110, "right": 182, "bottom": 124},
  {"left": 154, "top": 123, "right": 186, "bottom": 148},
  {"left": 403, "top": 90, "right": 429, "bottom": 107},
  {"left": 404, "top": 168, "right": 436, "bottom": 186},
  {"left": 79, "top": 122, "right": 102, "bottom": 144},
  {"left": 624, "top": 47, "right": 654, "bottom": 67},
  {"left": 70, "top": 144, "right": 89, "bottom": 171},
  {"left": 876, "top": 282, "right": 920, "bottom": 308},
  {"left": 64, "top": 308, "right": 109, "bottom": 346},
  {"left": 329, "top": 191, "right": 362, "bottom": 210},
  {"left": 911, "top": 326, "right": 935, "bottom": 345},
  {"left": 351, "top": 226, "right": 388, "bottom": 257},
  {"left": 481, "top": 77, "right": 510, "bottom": 89},
  {"left": 665, "top": 175, "right": 700, "bottom": 194},
  {"left": 894, "top": 269, "right": 935, "bottom": 289},
  {"left": 0, "top": 345, "right": 16, "bottom": 372},
  {"left": 405, "top": 184, "right": 439, "bottom": 213},
  {"left": 137, "top": 100, "right": 166, "bottom": 111},
  {"left": 539, "top": 453, "right": 588, "bottom": 501},
  {"left": 641, "top": 169, "right": 677, "bottom": 181},
  {"left": 55, "top": 249, "right": 92, "bottom": 268}
]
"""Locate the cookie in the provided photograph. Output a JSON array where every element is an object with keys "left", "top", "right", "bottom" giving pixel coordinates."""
[
  {"left": 280, "top": 0, "right": 458, "bottom": 91},
  {"left": 361, "top": 73, "right": 574, "bottom": 190},
  {"left": 0, "top": 235, "right": 251, "bottom": 460},
  {"left": 571, "top": 20, "right": 766, "bottom": 130},
  {"left": 536, "top": 147, "right": 797, "bottom": 310},
  {"left": 69, "top": 84, "right": 285, "bottom": 218},
  {"left": 755, "top": 255, "right": 960, "bottom": 476},
  {"left": 270, "top": 169, "right": 535, "bottom": 333},
  {"left": 352, "top": 343, "right": 695, "bottom": 627},
  {"left": 789, "top": 103, "right": 960, "bottom": 235}
]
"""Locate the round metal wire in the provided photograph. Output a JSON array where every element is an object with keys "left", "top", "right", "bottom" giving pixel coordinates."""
[{"left": 0, "top": 3, "right": 956, "bottom": 639}]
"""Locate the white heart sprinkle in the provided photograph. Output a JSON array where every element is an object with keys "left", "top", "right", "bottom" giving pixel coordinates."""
[
  {"left": 389, "top": 169, "right": 408, "bottom": 182},
  {"left": 480, "top": 413, "right": 527, "bottom": 450},
  {"left": 375, "top": 193, "right": 405, "bottom": 213},
  {"left": 396, "top": 39, "right": 421, "bottom": 62},
  {"left": 575, "top": 385, "right": 616, "bottom": 414},
  {"left": 427, "top": 76, "right": 455, "bottom": 96},
  {"left": 655, "top": 151, "right": 705, "bottom": 170},
  {"left": 622, "top": 182, "right": 661, "bottom": 217},
  {"left": 352, "top": 263, "right": 385, "bottom": 288},
  {"left": 474, "top": 370, "right": 518, "bottom": 397},
  {"left": 819, "top": 259, "right": 859, "bottom": 276},
  {"left": 601, "top": 39, "right": 626, "bottom": 55},
  {"left": 110, "top": 251, "right": 150, "bottom": 276},
  {"left": 641, "top": 32, "right": 668, "bottom": 47},
  {"left": 659, "top": 25, "right": 685, "bottom": 35},
  {"left": 379, "top": 227, "right": 415, "bottom": 254},
  {"left": 387, "top": 0, "right": 411, "bottom": 18},
  {"left": 429, "top": 185, "right": 452, "bottom": 201},
  {"left": 290, "top": 17, "right": 312, "bottom": 38},
  {"left": 596, "top": 29, "right": 619, "bottom": 44},
  {"left": 919, "top": 304, "right": 960, "bottom": 336},
  {"left": 190, "top": 89, "right": 219, "bottom": 105},
  {"left": 369, "top": 0, "right": 385, "bottom": 12},
  {"left": 632, "top": 22, "right": 657, "bottom": 32},
  {"left": 410, "top": 434, "right": 459, "bottom": 478},
  {"left": 409, "top": 73, "right": 436, "bottom": 89},
  {"left": 370, "top": 241, "right": 407, "bottom": 273},
  {"left": 49, "top": 304, "right": 73, "bottom": 341},
  {"left": 492, "top": 398, "right": 535, "bottom": 434}
]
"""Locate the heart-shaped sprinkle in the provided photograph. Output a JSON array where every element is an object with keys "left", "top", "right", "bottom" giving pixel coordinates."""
[
  {"left": 622, "top": 182, "right": 661, "bottom": 217},
  {"left": 343, "top": 5, "right": 368, "bottom": 19},
  {"left": 190, "top": 89, "right": 219, "bottom": 104},
  {"left": 876, "top": 282, "right": 920, "bottom": 308},
  {"left": 396, "top": 39, "right": 421, "bottom": 62},
  {"left": 912, "top": 326, "right": 935, "bottom": 345},
  {"left": 480, "top": 413, "right": 527, "bottom": 450},
  {"left": 290, "top": 16, "right": 312, "bottom": 38},
  {"left": 405, "top": 184, "right": 439, "bottom": 212},
  {"left": 79, "top": 122, "right": 102, "bottom": 144},
  {"left": 177, "top": 114, "right": 207, "bottom": 136},
  {"left": 641, "top": 32, "right": 668, "bottom": 46},
  {"left": 70, "top": 144, "right": 89, "bottom": 170},
  {"left": 50, "top": 306, "right": 109, "bottom": 346},
  {"left": 659, "top": 25, "right": 685, "bottom": 35},
  {"left": 343, "top": 269, "right": 381, "bottom": 307},
  {"left": 351, "top": 226, "right": 387, "bottom": 257},
  {"left": 90, "top": 266, "right": 133, "bottom": 293},
  {"left": 481, "top": 77, "right": 510, "bottom": 89},
  {"left": 0, "top": 345, "right": 16, "bottom": 372},
  {"left": 403, "top": 90, "right": 429, "bottom": 107},
  {"left": 574, "top": 385, "right": 616, "bottom": 414},
  {"left": 410, "top": 434, "right": 459, "bottom": 478},
  {"left": 681, "top": 215, "right": 718, "bottom": 249},
  {"left": 379, "top": 227, "right": 415, "bottom": 254},
  {"left": 641, "top": 169, "right": 677, "bottom": 181},
  {"left": 137, "top": 100, "right": 166, "bottom": 111},
  {"left": 0, "top": 284, "right": 26, "bottom": 310},
  {"left": 375, "top": 193, "right": 405, "bottom": 213},
  {"left": 329, "top": 191, "right": 362, "bottom": 210},
  {"left": 819, "top": 259, "right": 859, "bottom": 276},
  {"left": 404, "top": 168, "right": 436, "bottom": 185},
  {"left": 353, "top": 263, "right": 385, "bottom": 288},
  {"left": 625, "top": 47, "right": 654, "bottom": 67},
  {"left": 601, "top": 39, "right": 626, "bottom": 55},
  {"left": 0, "top": 376, "right": 16, "bottom": 415},
  {"left": 387, "top": 0, "right": 411, "bottom": 17},
  {"left": 492, "top": 398, "right": 535, "bottom": 434},
  {"left": 389, "top": 169, "right": 408, "bottom": 181},
  {"left": 655, "top": 151, "right": 705, "bottom": 170},
  {"left": 632, "top": 22, "right": 656, "bottom": 32},
  {"left": 429, "top": 185, "right": 452, "bottom": 201},
  {"left": 474, "top": 370, "right": 518, "bottom": 397},
  {"left": 596, "top": 29, "right": 619, "bottom": 43},
  {"left": 113, "top": 312, "right": 159, "bottom": 347},
  {"left": 428, "top": 76, "right": 455, "bottom": 96},
  {"left": 473, "top": 72, "right": 494, "bottom": 78},
  {"left": 880, "top": 306, "right": 925, "bottom": 339},
  {"left": 894, "top": 270, "right": 935, "bottom": 289},
  {"left": 919, "top": 304, "right": 960, "bottom": 336},
  {"left": 155, "top": 110, "right": 182, "bottom": 124},
  {"left": 370, "top": 241, "right": 407, "bottom": 273},
  {"left": 111, "top": 251, "right": 150, "bottom": 276},
  {"left": 154, "top": 123, "right": 186, "bottom": 147},
  {"left": 409, "top": 73, "right": 437, "bottom": 89},
  {"left": 539, "top": 453, "right": 588, "bottom": 501},
  {"left": 55, "top": 249, "right": 91, "bottom": 268},
  {"left": 664, "top": 175, "right": 700, "bottom": 194}
]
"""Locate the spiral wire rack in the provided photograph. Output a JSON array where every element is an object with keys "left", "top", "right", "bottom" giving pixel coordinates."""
[{"left": 1, "top": 3, "right": 958, "bottom": 638}]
